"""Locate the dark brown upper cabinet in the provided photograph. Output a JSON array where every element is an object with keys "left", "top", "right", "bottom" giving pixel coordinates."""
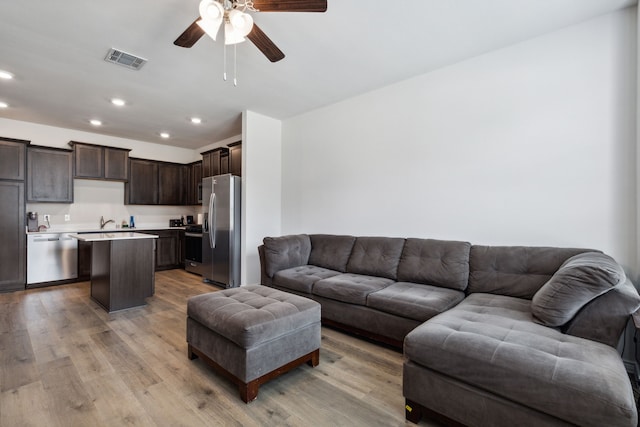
[
  {"left": 69, "top": 141, "right": 130, "bottom": 181},
  {"left": 228, "top": 141, "right": 242, "bottom": 177},
  {"left": 27, "top": 145, "right": 73, "bottom": 203},
  {"left": 158, "top": 162, "right": 187, "bottom": 205},
  {"left": 0, "top": 137, "right": 27, "bottom": 181},
  {"left": 201, "top": 147, "right": 228, "bottom": 178},
  {"left": 187, "top": 161, "right": 202, "bottom": 205},
  {"left": 125, "top": 158, "right": 159, "bottom": 205}
]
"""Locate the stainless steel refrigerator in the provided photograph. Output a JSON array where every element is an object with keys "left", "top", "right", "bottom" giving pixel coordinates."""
[{"left": 202, "top": 174, "right": 241, "bottom": 288}]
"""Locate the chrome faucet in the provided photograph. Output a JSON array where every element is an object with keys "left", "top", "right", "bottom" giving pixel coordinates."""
[{"left": 100, "top": 216, "right": 115, "bottom": 229}]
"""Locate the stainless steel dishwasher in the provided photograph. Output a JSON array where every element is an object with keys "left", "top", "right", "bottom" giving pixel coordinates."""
[{"left": 27, "top": 233, "right": 78, "bottom": 286}]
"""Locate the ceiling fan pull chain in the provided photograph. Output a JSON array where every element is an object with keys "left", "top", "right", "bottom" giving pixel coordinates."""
[
  {"left": 223, "top": 43, "right": 228, "bottom": 81},
  {"left": 234, "top": 44, "right": 238, "bottom": 86}
]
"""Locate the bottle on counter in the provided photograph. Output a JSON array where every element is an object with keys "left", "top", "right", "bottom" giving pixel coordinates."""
[
  {"left": 181, "top": 215, "right": 185, "bottom": 226},
  {"left": 129, "top": 215, "right": 135, "bottom": 228}
]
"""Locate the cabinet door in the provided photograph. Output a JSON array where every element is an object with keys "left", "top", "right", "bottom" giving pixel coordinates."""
[
  {"left": 0, "top": 181, "right": 25, "bottom": 292},
  {"left": 0, "top": 138, "right": 26, "bottom": 181},
  {"left": 202, "top": 152, "right": 211, "bottom": 178},
  {"left": 104, "top": 148, "right": 129, "bottom": 181},
  {"left": 27, "top": 147, "right": 73, "bottom": 203},
  {"left": 220, "top": 153, "right": 229, "bottom": 175},
  {"left": 149, "top": 230, "right": 179, "bottom": 270},
  {"left": 191, "top": 161, "right": 202, "bottom": 205},
  {"left": 126, "top": 159, "right": 158, "bottom": 205},
  {"left": 74, "top": 144, "right": 103, "bottom": 179},
  {"left": 78, "top": 240, "right": 92, "bottom": 280},
  {"left": 158, "top": 163, "right": 185, "bottom": 205},
  {"left": 229, "top": 144, "right": 242, "bottom": 176}
]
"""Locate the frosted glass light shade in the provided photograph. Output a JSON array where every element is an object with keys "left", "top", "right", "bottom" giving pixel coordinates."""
[
  {"left": 228, "top": 9, "right": 254, "bottom": 36},
  {"left": 197, "top": 0, "right": 223, "bottom": 40},
  {"left": 224, "top": 22, "right": 246, "bottom": 45}
]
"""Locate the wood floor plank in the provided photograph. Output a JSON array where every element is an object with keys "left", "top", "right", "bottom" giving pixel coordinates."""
[
  {"left": 0, "top": 269, "right": 440, "bottom": 426},
  {"left": 0, "top": 380, "right": 51, "bottom": 427},
  {"left": 37, "top": 356, "right": 102, "bottom": 427}
]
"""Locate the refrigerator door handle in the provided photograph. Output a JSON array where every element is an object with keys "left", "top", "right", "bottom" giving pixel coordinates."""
[{"left": 209, "top": 193, "right": 216, "bottom": 248}]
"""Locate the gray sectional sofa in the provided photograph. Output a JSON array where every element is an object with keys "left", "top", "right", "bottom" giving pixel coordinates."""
[{"left": 258, "top": 234, "right": 640, "bottom": 427}]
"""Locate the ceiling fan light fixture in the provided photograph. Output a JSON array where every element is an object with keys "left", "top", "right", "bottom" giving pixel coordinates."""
[
  {"left": 197, "top": 0, "right": 224, "bottom": 40},
  {"left": 228, "top": 9, "right": 254, "bottom": 36},
  {"left": 224, "top": 22, "right": 246, "bottom": 45}
]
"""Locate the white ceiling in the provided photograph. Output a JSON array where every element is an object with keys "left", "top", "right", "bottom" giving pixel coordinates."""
[{"left": 0, "top": 0, "right": 636, "bottom": 150}]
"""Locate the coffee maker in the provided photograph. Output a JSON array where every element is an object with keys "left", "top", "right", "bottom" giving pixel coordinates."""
[{"left": 27, "top": 212, "right": 38, "bottom": 232}]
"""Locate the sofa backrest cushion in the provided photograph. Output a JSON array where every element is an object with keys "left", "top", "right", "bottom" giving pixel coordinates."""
[
  {"left": 531, "top": 252, "right": 626, "bottom": 327},
  {"left": 263, "top": 234, "right": 311, "bottom": 278},
  {"left": 396, "top": 238, "right": 471, "bottom": 291},
  {"left": 346, "top": 237, "right": 405, "bottom": 280},
  {"left": 309, "top": 234, "right": 356, "bottom": 272},
  {"left": 468, "top": 245, "right": 593, "bottom": 298}
]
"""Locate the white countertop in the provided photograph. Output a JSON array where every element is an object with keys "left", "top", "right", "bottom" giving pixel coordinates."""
[
  {"left": 27, "top": 225, "right": 187, "bottom": 235},
  {"left": 69, "top": 232, "right": 160, "bottom": 242}
]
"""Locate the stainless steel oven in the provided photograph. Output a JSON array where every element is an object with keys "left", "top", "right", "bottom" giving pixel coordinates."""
[{"left": 185, "top": 225, "right": 203, "bottom": 275}]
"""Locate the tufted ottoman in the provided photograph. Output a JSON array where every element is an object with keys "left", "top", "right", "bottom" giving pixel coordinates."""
[{"left": 186, "top": 285, "right": 321, "bottom": 402}]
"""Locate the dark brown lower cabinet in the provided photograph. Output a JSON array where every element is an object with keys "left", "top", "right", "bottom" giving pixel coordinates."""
[
  {"left": 78, "top": 240, "right": 92, "bottom": 280},
  {"left": 142, "top": 230, "right": 182, "bottom": 271},
  {"left": 0, "top": 181, "right": 25, "bottom": 292}
]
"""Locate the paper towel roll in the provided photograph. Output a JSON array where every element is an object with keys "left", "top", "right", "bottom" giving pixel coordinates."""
[{"left": 197, "top": 213, "right": 204, "bottom": 224}]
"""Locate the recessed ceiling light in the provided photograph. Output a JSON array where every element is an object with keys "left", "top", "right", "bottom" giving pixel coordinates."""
[
  {"left": 0, "top": 102, "right": 8, "bottom": 108},
  {"left": 160, "top": 132, "right": 170, "bottom": 139},
  {"left": 90, "top": 119, "right": 102, "bottom": 126},
  {"left": 0, "top": 70, "right": 13, "bottom": 80},
  {"left": 190, "top": 117, "right": 202, "bottom": 124},
  {"left": 111, "top": 98, "right": 126, "bottom": 106}
]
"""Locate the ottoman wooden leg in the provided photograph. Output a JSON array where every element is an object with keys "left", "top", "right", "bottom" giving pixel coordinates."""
[
  {"left": 240, "top": 381, "right": 260, "bottom": 403},
  {"left": 307, "top": 348, "right": 319, "bottom": 367}
]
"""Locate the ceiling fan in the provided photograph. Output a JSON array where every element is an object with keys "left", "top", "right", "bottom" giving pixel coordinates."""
[{"left": 174, "top": 0, "right": 328, "bottom": 63}]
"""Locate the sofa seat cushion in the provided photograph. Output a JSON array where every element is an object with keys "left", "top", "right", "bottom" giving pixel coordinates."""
[
  {"left": 404, "top": 293, "right": 637, "bottom": 427},
  {"left": 272, "top": 265, "right": 341, "bottom": 293},
  {"left": 313, "top": 273, "right": 394, "bottom": 305},
  {"left": 366, "top": 282, "right": 465, "bottom": 322}
]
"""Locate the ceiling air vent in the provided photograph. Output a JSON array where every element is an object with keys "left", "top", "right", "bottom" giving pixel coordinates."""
[{"left": 104, "top": 48, "right": 147, "bottom": 70}]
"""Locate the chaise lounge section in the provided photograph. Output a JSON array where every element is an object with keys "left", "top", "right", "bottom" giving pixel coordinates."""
[{"left": 259, "top": 234, "right": 640, "bottom": 426}]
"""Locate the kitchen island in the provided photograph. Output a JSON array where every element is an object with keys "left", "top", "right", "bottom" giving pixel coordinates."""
[{"left": 70, "top": 232, "right": 158, "bottom": 312}]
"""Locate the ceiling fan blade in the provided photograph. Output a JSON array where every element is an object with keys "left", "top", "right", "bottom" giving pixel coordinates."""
[
  {"left": 247, "top": 24, "right": 285, "bottom": 62},
  {"left": 251, "top": 0, "right": 327, "bottom": 12},
  {"left": 174, "top": 18, "right": 206, "bottom": 48}
]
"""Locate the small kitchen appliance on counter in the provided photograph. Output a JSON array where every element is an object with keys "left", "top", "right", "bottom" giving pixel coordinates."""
[
  {"left": 169, "top": 218, "right": 182, "bottom": 227},
  {"left": 27, "top": 212, "right": 38, "bottom": 232}
]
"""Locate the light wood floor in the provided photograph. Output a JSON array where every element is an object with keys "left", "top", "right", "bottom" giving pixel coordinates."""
[{"left": 0, "top": 269, "right": 439, "bottom": 426}]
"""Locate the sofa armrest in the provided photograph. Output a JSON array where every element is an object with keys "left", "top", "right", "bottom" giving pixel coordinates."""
[
  {"left": 258, "top": 245, "right": 272, "bottom": 286},
  {"left": 563, "top": 279, "right": 640, "bottom": 347},
  {"left": 262, "top": 234, "right": 312, "bottom": 278}
]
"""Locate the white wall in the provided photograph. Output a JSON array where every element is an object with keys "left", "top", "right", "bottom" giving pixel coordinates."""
[
  {"left": 242, "top": 110, "right": 282, "bottom": 285},
  {"left": 282, "top": 9, "right": 638, "bottom": 277}
]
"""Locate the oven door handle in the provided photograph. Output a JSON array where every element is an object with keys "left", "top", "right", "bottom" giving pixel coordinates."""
[{"left": 185, "top": 233, "right": 203, "bottom": 238}]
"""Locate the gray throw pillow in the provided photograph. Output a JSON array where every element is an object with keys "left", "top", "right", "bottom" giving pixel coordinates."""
[{"left": 531, "top": 252, "right": 625, "bottom": 327}]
